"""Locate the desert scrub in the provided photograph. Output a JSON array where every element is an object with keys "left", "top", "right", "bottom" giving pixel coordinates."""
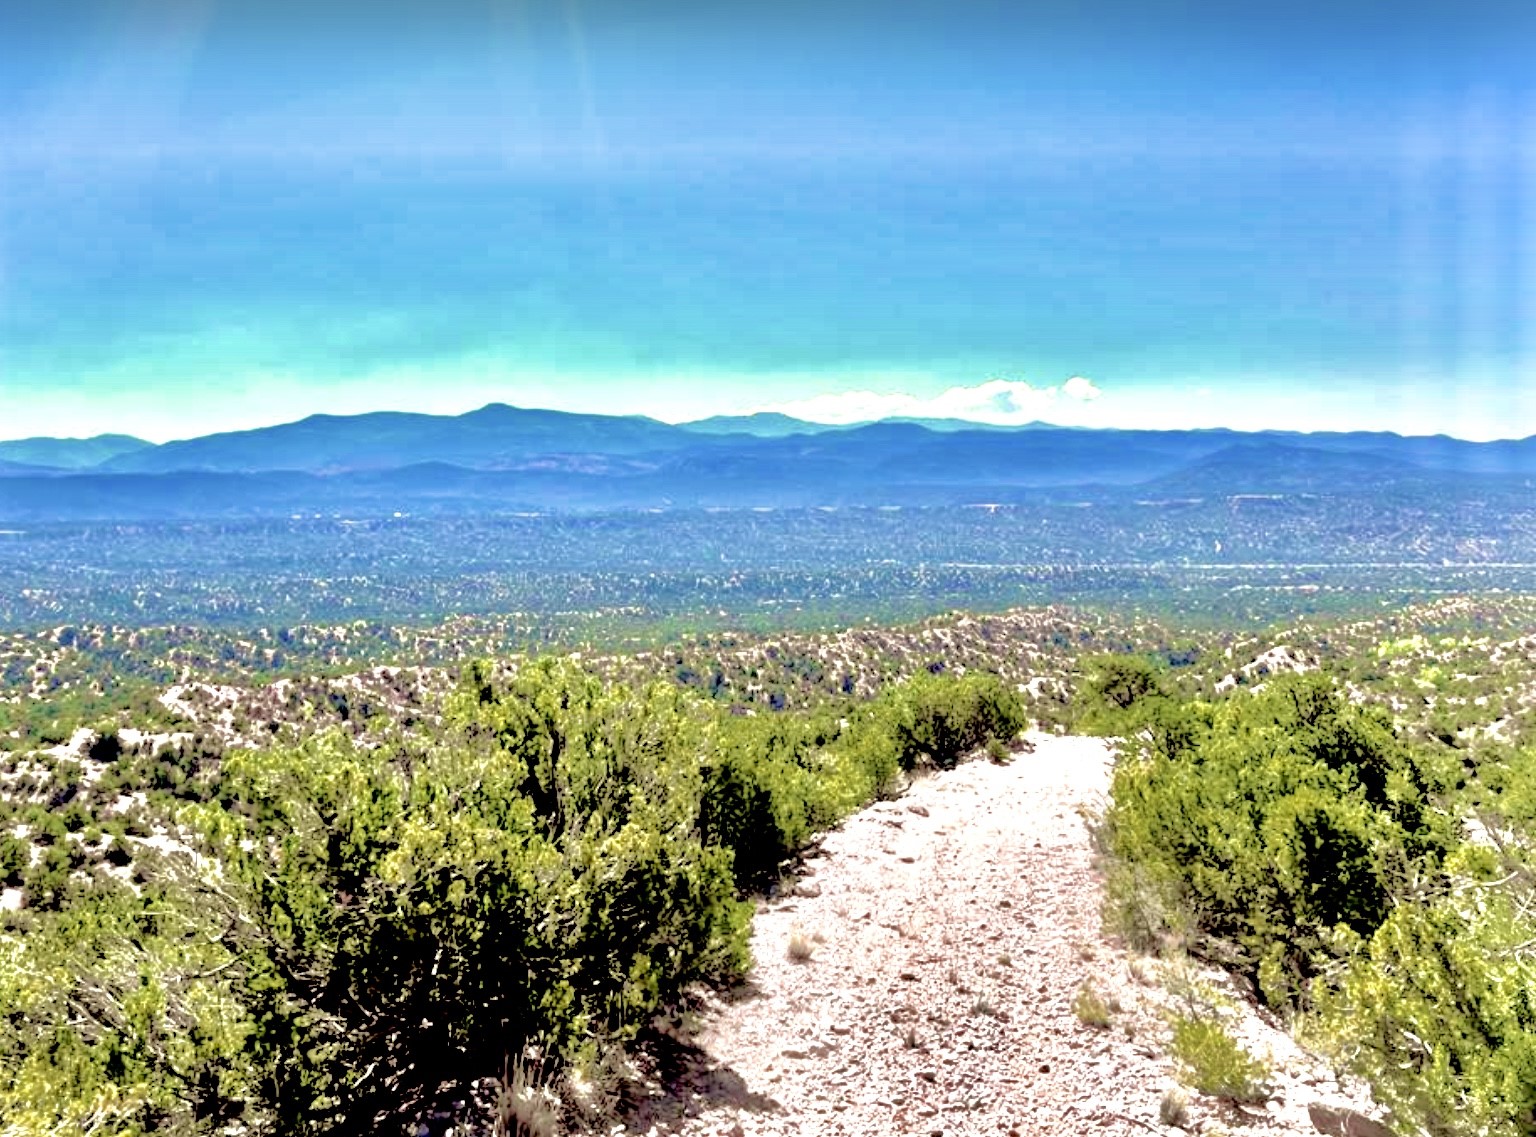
[
  {"left": 1168, "top": 1013, "right": 1269, "bottom": 1103},
  {"left": 1100, "top": 675, "right": 1453, "bottom": 1006},
  {"left": 493, "top": 1057, "right": 560, "bottom": 1137},
  {"left": 970, "top": 993, "right": 998, "bottom": 1017},
  {"left": 0, "top": 646, "right": 1107, "bottom": 1131},
  {"left": 179, "top": 660, "right": 757, "bottom": 1129},
  {"left": 785, "top": 929, "right": 816, "bottom": 962},
  {"left": 883, "top": 670, "right": 1025, "bottom": 770},
  {"left": 1101, "top": 860, "right": 1190, "bottom": 954},
  {"left": 1159, "top": 1086, "right": 1190, "bottom": 1127},
  {"left": 1309, "top": 885, "right": 1536, "bottom": 1137},
  {"left": 1072, "top": 981, "right": 1113, "bottom": 1028}
]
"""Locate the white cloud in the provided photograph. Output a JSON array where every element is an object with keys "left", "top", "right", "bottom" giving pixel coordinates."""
[
  {"left": 757, "top": 376, "right": 1106, "bottom": 426},
  {"left": 1062, "top": 375, "right": 1101, "bottom": 401}
]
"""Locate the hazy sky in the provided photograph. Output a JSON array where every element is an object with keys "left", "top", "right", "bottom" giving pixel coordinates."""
[{"left": 4, "top": 0, "right": 1536, "bottom": 441}]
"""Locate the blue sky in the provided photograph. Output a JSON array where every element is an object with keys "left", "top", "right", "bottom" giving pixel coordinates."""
[{"left": 3, "top": 0, "right": 1535, "bottom": 441}]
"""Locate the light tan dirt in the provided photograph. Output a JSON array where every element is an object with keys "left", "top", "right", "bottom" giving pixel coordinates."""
[{"left": 616, "top": 734, "right": 1381, "bottom": 1137}]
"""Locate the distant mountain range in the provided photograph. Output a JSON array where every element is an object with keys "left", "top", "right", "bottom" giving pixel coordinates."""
[
  {"left": 0, "top": 433, "right": 153, "bottom": 470},
  {"left": 676, "top": 412, "right": 845, "bottom": 437},
  {"left": 1, "top": 403, "right": 1532, "bottom": 521}
]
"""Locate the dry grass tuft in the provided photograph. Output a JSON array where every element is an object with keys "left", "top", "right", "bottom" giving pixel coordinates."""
[
  {"left": 1071, "top": 981, "right": 1113, "bottom": 1028},
  {"left": 493, "top": 1057, "right": 561, "bottom": 1137},
  {"left": 786, "top": 929, "right": 817, "bottom": 962},
  {"left": 1159, "top": 1086, "right": 1190, "bottom": 1127}
]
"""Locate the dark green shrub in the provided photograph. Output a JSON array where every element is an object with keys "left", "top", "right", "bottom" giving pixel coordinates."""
[
  {"left": 60, "top": 803, "right": 90, "bottom": 833},
  {"left": 86, "top": 728, "right": 123, "bottom": 765},
  {"left": 699, "top": 717, "right": 817, "bottom": 886},
  {"left": 0, "top": 834, "right": 28, "bottom": 887},
  {"left": 0, "top": 883, "right": 262, "bottom": 1136},
  {"left": 195, "top": 659, "right": 752, "bottom": 1130},
  {"left": 1103, "top": 676, "right": 1452, "bottom": 1005},
  {"left": 1302, "top": 738, "right": 1536, "bottom": 1137},
  {"left": 698, "top": 706, "right": 905, "bottom": 886},
  {"left": 884, "top": 672, "right": 1025, "bottom": 770},
  {"left": 1312, "top": 889, "right": 1536, "bottom": 1137},
  {"left": 1075, "top": 653, "right": 1167, "bottom": 734},
  {"left": 22, "top": 845, "right": 73, "bottom": 911}
]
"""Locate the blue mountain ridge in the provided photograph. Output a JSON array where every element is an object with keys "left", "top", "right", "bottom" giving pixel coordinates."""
[{"left": 1, "top": 403, "right": 1532, "bottom": 521}]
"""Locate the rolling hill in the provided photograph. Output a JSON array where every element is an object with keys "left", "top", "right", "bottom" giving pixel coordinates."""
[
  {"left": 0, "top": 434, "right": 153, "bottom": 470},
  {"left": 97, "top": 404, "right": 690, "bottom": 474},
  {"left": 675, "top": 412, "right": 841, "bottom": 437}
]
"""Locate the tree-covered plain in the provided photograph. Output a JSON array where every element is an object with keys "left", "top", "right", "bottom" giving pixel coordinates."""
[{"left": 7, "top": 510, "right": 1536, "bottom": 630}]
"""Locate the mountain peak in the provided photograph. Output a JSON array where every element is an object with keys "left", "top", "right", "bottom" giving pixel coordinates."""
[{"left": 0, "top": 433, "right": 154, "bottom": 470}]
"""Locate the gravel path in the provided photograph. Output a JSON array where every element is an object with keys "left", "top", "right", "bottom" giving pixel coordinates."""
[{"left": 617, "top": 734, "right": 1382, "bottom": 1137}]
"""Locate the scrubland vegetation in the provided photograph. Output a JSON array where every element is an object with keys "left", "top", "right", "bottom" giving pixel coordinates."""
[
  {"left": 0, "top": 657, "right": 1022, "bottom": 1134},
  {"left": 6, "top": 582, "right": 1536, "bottom": 1133},
  {"left": 1088, "top": 639, "right": 1536, "bottom": 1136}
]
